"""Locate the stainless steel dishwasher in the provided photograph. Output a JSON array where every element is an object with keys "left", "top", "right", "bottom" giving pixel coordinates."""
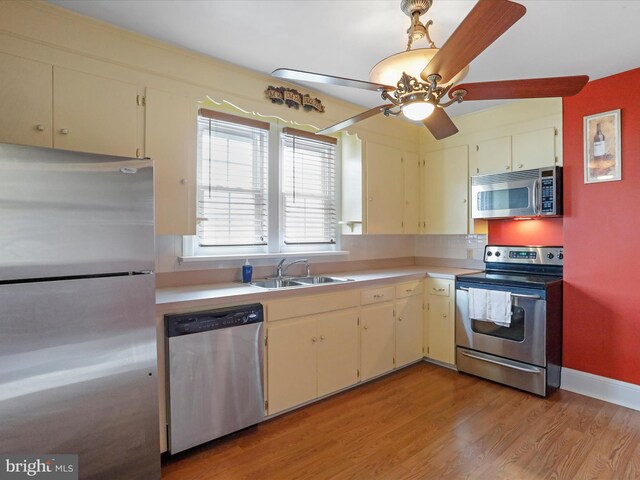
[{"left": 165, "top": 304, "right": 264, "bottom": 454}]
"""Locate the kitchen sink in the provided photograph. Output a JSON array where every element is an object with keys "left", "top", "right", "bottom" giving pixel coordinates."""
[
  {"left": 293, "top": 275, "right": 353, "bottom": 285},
  {"left": 248, "top": 275, "right": 353, "bottom": 289},
  {"left": 248, "top": 278, "right": 302, "bottom": 289}
]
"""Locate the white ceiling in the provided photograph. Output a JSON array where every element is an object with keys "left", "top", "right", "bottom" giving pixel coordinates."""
[{"left": 48, "top": 0, "right": 640, "bottom": 118}]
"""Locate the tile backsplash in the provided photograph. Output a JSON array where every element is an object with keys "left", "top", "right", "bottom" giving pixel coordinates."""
[{"left": 156, "top": 234, "right": 487, "bottom": 275}]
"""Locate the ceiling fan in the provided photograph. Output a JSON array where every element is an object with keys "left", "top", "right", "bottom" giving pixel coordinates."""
[{"left": 272, "top": 0, "right": 589, "bottom": 140}]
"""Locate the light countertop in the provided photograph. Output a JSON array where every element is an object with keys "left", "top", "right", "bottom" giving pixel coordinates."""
[{"left": 156, "top": 266, "right": 479, "bottom": 313}]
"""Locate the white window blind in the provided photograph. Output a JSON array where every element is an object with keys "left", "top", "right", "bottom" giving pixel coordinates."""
[
  {"left": 281, "top": 128, "right": 337, "bottom": 245},
  {"left": 197, "top": 110, "right": 269, "bottom": 246}
]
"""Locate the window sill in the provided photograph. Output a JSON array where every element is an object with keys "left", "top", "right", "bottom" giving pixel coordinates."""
[{"left": 179, "top": 250, "right": 350, "bottom": 264}]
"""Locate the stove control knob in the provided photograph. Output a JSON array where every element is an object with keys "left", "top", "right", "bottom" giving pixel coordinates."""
[
  {"left": 558, "top": 253, "right": 564, "bottom": 260},
  {"left": 486, "top": 251, "right": 493, "bottom": 257},
  {"left": 495, "top": 251, "right": 501, "bottom": 257},
  {"left": 547, "top": 253, "right": 555, "bottom": 259}
]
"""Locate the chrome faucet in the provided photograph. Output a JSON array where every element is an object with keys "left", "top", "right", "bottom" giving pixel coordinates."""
[{"left": 276, "top": 258, "right": 310, "bottom": 278}]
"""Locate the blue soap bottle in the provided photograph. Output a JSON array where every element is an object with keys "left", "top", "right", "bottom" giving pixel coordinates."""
[{"left": 242, "top": 259, "right": 253, "bottom": 283}]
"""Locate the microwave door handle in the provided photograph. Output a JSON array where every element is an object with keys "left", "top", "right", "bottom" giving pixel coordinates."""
[{"left": 533, "top": 179, "right": 540, "bottom": 215}]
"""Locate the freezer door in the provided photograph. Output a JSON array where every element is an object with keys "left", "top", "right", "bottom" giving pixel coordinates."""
[
  {"left": 0, "top": 274, "right": 160, "bottom": 480},
  {"left": 0, "top": 142, "right": 154, "bottom": 281}
]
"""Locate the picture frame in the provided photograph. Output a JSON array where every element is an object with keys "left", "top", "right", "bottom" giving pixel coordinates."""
[{"left": 584, "top": 109, "right": 621, "bottom": 183}]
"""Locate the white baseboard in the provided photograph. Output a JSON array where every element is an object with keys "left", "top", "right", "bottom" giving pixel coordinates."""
[{"left": 561, "top": 368, "right": 640, "bottom": 411}]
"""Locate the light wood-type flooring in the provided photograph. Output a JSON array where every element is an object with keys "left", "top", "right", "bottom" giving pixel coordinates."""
[{"left": 162, "top": 362, "right": 640, "bottom": 480}]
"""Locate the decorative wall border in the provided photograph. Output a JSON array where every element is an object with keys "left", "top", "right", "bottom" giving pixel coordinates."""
[{"left": 561, "top": 368, "right": 640, "bottom": 412}]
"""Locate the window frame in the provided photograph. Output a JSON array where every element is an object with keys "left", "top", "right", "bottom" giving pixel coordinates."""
[{"left": 183, "top": 110, "right": 342, "bottom": 259}]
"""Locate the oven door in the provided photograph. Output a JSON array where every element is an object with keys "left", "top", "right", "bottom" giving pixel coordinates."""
[{"left": 455, "top": 282, "right": 546, "bottom": 366}]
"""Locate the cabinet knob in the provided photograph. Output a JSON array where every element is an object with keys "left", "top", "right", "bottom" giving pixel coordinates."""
[
  {"left": 311, "top": 337, "right": 317, "bottom": 343},
  {"left": 405, "top": 289, "right": 413, "bottom": 293},
  {"left": 442, "top": 313, "right": 447, "bottom": 318},
  {"left": 180, "top": 178, "right": 186, "bottom": 185},
  {"left": 368, "top": 197, "right": 373, "bottom": 202},
  {"left": 320, "top": 335, "right": 326, "bottom": 341},
  {"left": 398, "top": 317, "right": 403, "bottom": 322},
  {"left": 59, "top": 128, "right": 69, "bottom": 135},
  {"left": 505, "top": 165, "right": 511, "bottom": 170},
  {"left": 363, "top": 325, "right": 369, "bottom": 330},
  {"left": 35, "top": 124, "right": 46, "bottom": 132},
  {"left": 518, "top": 164, "right": 524, "bottom": 169}
]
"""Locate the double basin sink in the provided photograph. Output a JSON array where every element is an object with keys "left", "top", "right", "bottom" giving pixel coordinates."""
[{"left": 248, "top": 275, "right": 353, "bottom": 290}]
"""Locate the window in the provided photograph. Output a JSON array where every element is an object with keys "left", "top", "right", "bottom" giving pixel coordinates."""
[
  {"left": 282, "top": 128, "right": 337, "bottom": 245},
  {"left": 196, "top": 110, "right": 269, "bottom": 247},
  {"left": 188, "top": 110, "right": 339, "bottom": 257}
]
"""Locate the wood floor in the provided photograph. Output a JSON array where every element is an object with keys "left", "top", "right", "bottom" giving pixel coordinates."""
[{"left": 162, "top": 362, "right": 640, "bottom": 480}]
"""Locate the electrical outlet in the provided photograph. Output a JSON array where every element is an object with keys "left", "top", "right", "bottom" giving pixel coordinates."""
[{"left": 467, "top": 248, "right": 474, "bottom": 259}]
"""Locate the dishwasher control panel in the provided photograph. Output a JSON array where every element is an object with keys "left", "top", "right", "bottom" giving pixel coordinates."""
[{"left": 166, "top": 303, "right": 263, "bottom": 337}]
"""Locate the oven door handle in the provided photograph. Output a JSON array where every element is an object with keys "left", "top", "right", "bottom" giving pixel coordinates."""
[
  {"left": 460, "top": 351, "right": 544, "bottom": 374},
  {"left": 458, "top": 287, "right": 541, "bottom": 300}
]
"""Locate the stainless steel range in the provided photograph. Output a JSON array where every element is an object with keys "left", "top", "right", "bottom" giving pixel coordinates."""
[{"left": 455, "top": 245, "right": 563, "bottom": 397}]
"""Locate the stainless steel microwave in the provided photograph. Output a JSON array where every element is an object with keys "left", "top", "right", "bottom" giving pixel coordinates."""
[{"left": 471, "top": 166, "right": 562, "bottom": 219}]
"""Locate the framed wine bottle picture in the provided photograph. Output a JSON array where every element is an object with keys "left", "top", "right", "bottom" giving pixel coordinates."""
[{"left": 584, "top": 109, "right": 621, "bottom": 184}]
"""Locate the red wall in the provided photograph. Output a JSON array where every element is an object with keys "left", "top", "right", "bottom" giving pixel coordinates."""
[
  {"left": 487, "top": 68, "right": 640, "bottom": 385},
  {"left": 488, "top": 217, "right": 563, "bottom": 246},
  {"left": 561, "top": 68, "right": 640, "bottom": 385}
]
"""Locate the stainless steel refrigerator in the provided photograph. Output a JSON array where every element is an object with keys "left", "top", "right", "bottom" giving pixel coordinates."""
[{"left": 0, "top": 142, "right": 160, "bottom": 479}]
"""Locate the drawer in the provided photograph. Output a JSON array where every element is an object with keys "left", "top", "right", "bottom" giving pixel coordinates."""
[
  {"left": 395, "top": 280, "right": 423, "bottom": 299},
  {"left": 425, "top": 278, "right": 451, "bottom": 297},
  {"left": 267, "top": 289, "right": 360, "bottom": 322},
  {"left": 361, "top": 285, "right": 395, "bottom": 305}
]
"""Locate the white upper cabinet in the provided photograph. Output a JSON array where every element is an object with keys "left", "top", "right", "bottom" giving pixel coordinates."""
[
  {"left": 144, "top": 88, "right": 197, "bottom": 236},
  {"left": 0, "top": 52, "right": 52, "bottom": 148},
  {"left": 422, "top": 145, "right": 469, "bottom": 234},
  {"left": 365, "top": 141, "right": 404, "bottom": 234},
  {"left": 53, "top": 67, "right": 139, "bottom": 158},
  {"left": 0, "top": 53, "right": 140, "bottom": 158},
  {"left": 512, "top": 127, "right": 557, "bottom": 171},
  {"left": 469, "top": 127, "right": 558, "bottom": 176}
]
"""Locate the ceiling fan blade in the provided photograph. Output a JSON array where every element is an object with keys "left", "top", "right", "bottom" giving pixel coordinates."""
[
  {"left": 422, "top": 107, "right": 458, "bottom": 140},
  {"left": 317, "top": 104, "right": 395, "bottom": 135},
  {"left": 272, "top": 68, "right": 394, "bottom": 92},
  {"left": 421, "top": 0, "right": 526, "bottom": 84},
  {"left": 449, "top": 75, "right": 590, "bottom": 100}
]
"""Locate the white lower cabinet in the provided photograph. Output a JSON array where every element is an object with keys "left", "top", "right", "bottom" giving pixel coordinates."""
[
  {"left": 360, "top": 302, "right": 395, "bottom": 381},
  {"left": 424, "top": 278, "right": 456, "bottom": 365},
  {"left": 267, "top": 278, "right": 447, "bottom": 415},
  {"left": 395, "top": 282, "right": 424, "bottom": 367},
  {"left": 267, "top": 310, "right": 359, "bottom": 414}
]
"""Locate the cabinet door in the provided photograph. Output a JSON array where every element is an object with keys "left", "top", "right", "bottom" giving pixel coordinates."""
[
  {"left": 402, "top": 151, "right": 420, "bottom": 234},
  {"left": 395, "top": 295, "right": 424, "bottom": 367},
  {"left": 360, "top": 303, "right": 395, "bottom": 381},
  {"left": 53, "top": 67, "right": 138, "bottom": 157},
  {"left": 365, "top": 142, "right": 403, "bottom": 234},
  {"left": 267, "top": 319, "right": 317, "bottom": 414},
  {"left": 316, "top": 311, "right": 359, "bottom": 397},
  {"left": 512, "top": 127, "right": 556, "bottom": 171},
  {"left": 145, "top": 88, "right": 197, "bottom": 235},
  {"left": 0, "top": 53, "right": 52, "bottom": 147},
  {"left": 470, "top": 136, "right": 511, "bottom": 175},
  {"left": 427, "top": 296, "right": 454, "bottom": 364},
  {"left": 423, "top": 145, "right": 469, "bottom": 234}
]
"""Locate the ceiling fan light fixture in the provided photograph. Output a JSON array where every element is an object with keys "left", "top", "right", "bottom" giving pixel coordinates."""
[
  {"left": 402, "top": 100, "right": 435, "bottom": 121},
  {"left": 370, "top": 49, "right": 469, "bottom": 88}
]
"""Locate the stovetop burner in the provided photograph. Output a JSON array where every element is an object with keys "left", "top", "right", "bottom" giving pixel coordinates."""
[{"left": 458, "top": 245, "right": 563, "bottom": 289}]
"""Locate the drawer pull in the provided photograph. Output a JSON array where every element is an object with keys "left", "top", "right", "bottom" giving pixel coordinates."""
[
  {"left": 373, "top": 294, "right": 384, "bottom": 299},
  {"left": 405, "top": 288, "right": 414, "bottom": 293},
  {"left": 59, "top": 128, "right": 69, "bottom": 135},
  {"left": 433, "top": 287, "right": 445, "bottom": 292},
  {"left": 35, "top": 124, "right": 46, "bottom": 131}
]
